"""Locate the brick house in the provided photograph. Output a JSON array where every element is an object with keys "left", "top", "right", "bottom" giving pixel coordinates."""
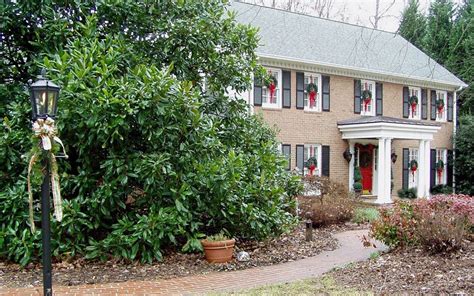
[{"left": 231, "top": 2, "right": 467, "bottom": 203}]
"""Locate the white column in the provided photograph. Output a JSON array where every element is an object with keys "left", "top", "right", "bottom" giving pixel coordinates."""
[
  {"left": 424, "top": 140, "right": 431, "bottom": 198},
  {"left": 384, "top": 138, "right": 392, "bottom": 202},
  {"left": 376, "top": 137, "right": 386, "bottom": 203},
  {"left": 348, "top": 141, "right": 355, "bottom": 190},
  {"left": 417, "top": 140, "right": 425, "bottom": 198}
]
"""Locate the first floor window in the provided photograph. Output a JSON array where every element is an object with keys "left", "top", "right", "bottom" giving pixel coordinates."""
[
  {"left": 408, "top": 148, "right": 419, "bottom": 189},
  {"left": 409, "top": 86, "right": 421, "bottom": 119},
  {"left": 361, "top": 80, "right": 376, "bottom": 116},
  {"left": 436, "top": 90, "right": 447, "bottom": 121},
  {"left": 304, "top": 73, "right": 321, "bottom": 112},
  {"left": 262, "top": 68, "right": 281, "bottom": 108},
  {"left": 435, "top": 149, "right": 447, "bottom": 185},
  {"left": 304, "top": 144, "right": 321, "bottom": 176}
]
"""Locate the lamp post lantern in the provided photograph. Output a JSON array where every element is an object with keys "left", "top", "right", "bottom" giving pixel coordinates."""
[{"left": 29, "top": 69, "right": 60, "bottom": 296}]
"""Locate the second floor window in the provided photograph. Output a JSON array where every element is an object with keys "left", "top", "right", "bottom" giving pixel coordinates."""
[
  {"left": 435, "top": 90, "right": 447, "bottom": 121},
  {"left": 304, "top": 73, "right": 321, "bottom": 112},
  {"left": 262, "top": 68, "right": 281, "bottom": 108},
  {"left": 361, "top": 80, "right": 375, "bottom": 116},
  {"left": 409, "top": 87, "right": 421, "bottom": 120}
]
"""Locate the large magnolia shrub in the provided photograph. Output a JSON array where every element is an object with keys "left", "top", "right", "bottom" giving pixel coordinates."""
[
  {"left": 0, "top": 4, "right": 300, "bottom": 265},
  {"left": 371, "top": 194, "right": 473, "bottom": 252}
]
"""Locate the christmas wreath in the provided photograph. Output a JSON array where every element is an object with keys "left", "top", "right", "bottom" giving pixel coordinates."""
[
  {"left": 409, "top": 95, "right": 418, "bottom": 115},
  {"left": 409, "top": 159, "right": 418, "bottom": 179},
  {"left": 436, "top": 99, "right": 445, "bottom": 116},
  {"left": 305, "top": 157, "right": 318, "bottom": 176},
  {"left": 306, "top": 82, "right": 318, "bottom": 108},
  {"left": 265, "top": 74, "right": 278, "bottom": 104},
  {"left": 436, "top": 159, "right": 444, "bottom": 181},
  {"left": 361, "top": 89, "right": 372, "bottom": 112}
]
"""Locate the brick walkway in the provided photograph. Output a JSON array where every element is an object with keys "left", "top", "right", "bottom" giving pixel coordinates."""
[{"left": 1, "top": 229, "right": 387, "bottom": 296}]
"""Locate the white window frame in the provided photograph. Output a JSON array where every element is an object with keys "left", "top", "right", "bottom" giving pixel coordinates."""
[
  {"left": 435, "top": 90, "right": 447, "bottom": 122},
  {"left": 360, "top": 80, "right": 376, "bottom": 116},
  {"left": 262, "top": 67, "right": 282, "bottom": 109},
  {"left": 408, "top": 86, "right": 421, "bottom": 120},
  {"left": 303, "top": 72, "right": 322, "bottom": 112},
  {"left": 303, "top": 144, "right": 322, "bottom": 176},
  {"left": 409, "top": 148, "right": 419, "bottom": 189},
  {"left": 435, "top": 149, "right": 448, "bottom": 185}
]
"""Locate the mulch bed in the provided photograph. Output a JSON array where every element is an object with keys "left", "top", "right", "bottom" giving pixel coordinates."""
[
  {"left": 0, "top": 222, "right": 344, "bottom": 288},
  {"left": 329, "top": 240, "right": 474, "bottom": 295}
]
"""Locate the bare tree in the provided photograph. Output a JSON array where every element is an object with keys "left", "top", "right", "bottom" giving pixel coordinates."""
[
  {"left": 313, "top": 0, "right": 335, "bottom": 18},
  {"left": 369, "top": 0, "right": 396, "bottom": 29}
]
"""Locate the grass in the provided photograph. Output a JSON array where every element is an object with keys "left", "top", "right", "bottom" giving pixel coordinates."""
[
  {"left": 208, "top": 276, "right": 372, "bottom": 296},
  {"left": 351, "top": 207, "right": 380, "bottom": 224}
]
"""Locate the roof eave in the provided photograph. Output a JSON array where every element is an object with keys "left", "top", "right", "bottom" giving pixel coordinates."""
[{"left": 257, "top": 53, "right": 468, "bottom": 91}]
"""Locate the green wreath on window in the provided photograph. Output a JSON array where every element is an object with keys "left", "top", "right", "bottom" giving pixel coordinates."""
[
  {"left": 306, "top": 83, "right": 318, "bottom": 94},
  {"left": 361, "top": 89, "right": 372, "bottom": 101},
  {"left": 305, "top": 157, "right": 318, "bottom": 175},
  {"left": 264, "top": 74, "right": 278, "bottom": 88}
]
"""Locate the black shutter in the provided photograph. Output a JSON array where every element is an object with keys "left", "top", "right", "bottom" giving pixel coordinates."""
[
  {"left": 322, "top": 145, "right": 330, "bottom": 177},
  {"left": 296, "top": 145, "right": 304, "bottom": 174},
  {"left": 402, "top": 148, "right": 409, "bottom": 189},
  {"left": 430, "top": 90, "right": 436, "bottom": 120},
  {"left": 282, "top": 70, "right": 291, "bottom": 108},
  {"left": 282, "top": 144, "right": 291, "bottom": 170},
  {"left": 447, "top": 150, "right": 453, "bottom": 187},
  {"left": 253, "top": 76, "right": 262, "bottom": 106},
  {"left": 322, "top": 75, "right": 330, "bottom": 112},
  {"left": 296, "top": 72, "right": 304, "bottom": 109},
  {"left": 376, "top": 82, "right": 383, "bottom": 116},
  {"left": 447, "top": 92, "right": 454, "bottom": 122},
  {"left": 403, "top": 86, "right": 409, "bottom": 118},
  {"left": 430, "top": 149, "right": 436, "bottom": 191},
  {"left": 421, "top": 89, "right": 428, "bottom": 120},
  {"left": 354, "top": 80, "right": 361, "bottom": 114}
]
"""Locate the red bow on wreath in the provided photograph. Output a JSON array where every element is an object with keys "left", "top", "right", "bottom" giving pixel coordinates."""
[
  {"left": 266, "top": 74, "right": 278, "bottom": 104},
  {"left": 436, "top": 99, "right": 445, "bottom": 117},
  {"left": 436, "top": 160, "right": 444, "bottom": 182},
  {"left": 268, "top": 83, "right": 276, "bottom": 104},
  {"left": 409, "top": 95, "right": 418, "bottom": 116},
  {"left": 306, "top": 82, "right": 318, "bottom": 108}
]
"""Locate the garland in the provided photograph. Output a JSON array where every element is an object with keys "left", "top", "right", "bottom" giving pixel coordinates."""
[
  {"left": 361, "top": 89, "right": 372, "bottom": 112},
  {"left": 436, "top": 99, "right": 445, "bottom": 117},
  {"left": 305, "top": 156, "right": 317, "bottom": 176},
  {"left": 306, "top": 82, "right": 318, "bottom": 108},
  {"left": 27, "top": 118, "right": 67, "bottom": 232},
  {"left": 409, "top": 95, "right": 418, "bottom": 115},
  {"left": 436, "top": 159, "right": 444, "bottom": 182},
  {"left": 265, "top": 74, "right": 278, "bottom": 104},
  {"left": 409, "top": 159, "right": 418, "bottom": 180}
]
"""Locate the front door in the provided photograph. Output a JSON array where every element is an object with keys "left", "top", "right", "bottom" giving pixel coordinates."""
[{"left": 358, "top": 145, "right": 374, "bottom": 194}]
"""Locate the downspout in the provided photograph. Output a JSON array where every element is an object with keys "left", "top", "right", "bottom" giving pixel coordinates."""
[{"left": 452, "top": 85, "right": 465, "bottom": 193}]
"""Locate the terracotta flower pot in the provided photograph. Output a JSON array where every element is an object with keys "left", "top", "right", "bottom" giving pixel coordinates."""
[{"left": 201, "top": 238, "right": 235, "bottom": 263}]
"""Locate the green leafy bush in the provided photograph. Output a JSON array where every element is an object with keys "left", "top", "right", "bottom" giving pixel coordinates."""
[
  {"left": 0, "top": 8, "right": 300, "bottom": 265},
  {"left": 397, "top": 187, "right": 417, "bottom": 199},
  {"left": 352, "top": 208, "right": 380, "bottom": 224},
  {"left": 353, "top": 182, "right": 363, "bottom": 191},
  {"left": 430, "top": 184, "right": 453, "bottom": 195}
]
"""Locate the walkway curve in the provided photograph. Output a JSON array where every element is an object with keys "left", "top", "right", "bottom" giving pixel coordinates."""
[{"left": 1, "top": 229, "right": 387, "bottom": 296}]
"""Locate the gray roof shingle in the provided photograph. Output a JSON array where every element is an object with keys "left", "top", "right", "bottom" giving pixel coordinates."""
[
  {"left": 231, "top": 1, "right": 466, "bottom": 87},
  {"left": 337, "top": 116, "right": 441, "bottom": 126}
]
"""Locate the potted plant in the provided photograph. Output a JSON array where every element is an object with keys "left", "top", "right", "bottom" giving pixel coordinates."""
[
  {"left": 353, "top": 166, "right": 363, "bottom": 196},
  {"left": 353, "top": 182, "right": 363, "bottom": 195},
  {"left": 201, "top": 232, "right": 235, "bottom": 263}
]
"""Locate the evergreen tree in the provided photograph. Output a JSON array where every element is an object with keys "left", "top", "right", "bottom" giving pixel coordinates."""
[
  {"left": 423, "top": 0, "right": 455, "bottom": 64},
  {"left": 399, "top": 0, "right": 426, "bottom": 49}
]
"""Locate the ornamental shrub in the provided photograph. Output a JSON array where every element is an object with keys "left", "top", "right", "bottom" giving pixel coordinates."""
[
  {"left": 370, "top": 194, "right": 473, "bottom": 252},
  {"left": 397, "top": 187, "right": 417, "bottom": 199},
  {"left": 0, "top": 9, "right": 300, "bottom": 265}
]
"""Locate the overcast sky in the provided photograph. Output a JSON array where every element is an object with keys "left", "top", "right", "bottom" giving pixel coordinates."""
[{"left": 243, "top": 0, "right": 464, "bottom": 32}]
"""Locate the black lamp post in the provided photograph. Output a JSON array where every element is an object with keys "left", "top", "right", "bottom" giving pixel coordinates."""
[{"left": 29, "top": 69, "right": 60, "bottom": 296}]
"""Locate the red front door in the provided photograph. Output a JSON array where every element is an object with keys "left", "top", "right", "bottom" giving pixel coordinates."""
[{"left": 358, "top": 145, "right": 374, "bottom": 193}]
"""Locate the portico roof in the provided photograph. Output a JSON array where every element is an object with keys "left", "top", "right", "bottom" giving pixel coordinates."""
[{"left": 337, "top": 116, "right": 441, "bottom": 140}]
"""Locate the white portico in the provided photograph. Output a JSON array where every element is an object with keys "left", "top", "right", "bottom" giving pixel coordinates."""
[{"left": 338, "top": 116, "right": 441, "bottom": 204}]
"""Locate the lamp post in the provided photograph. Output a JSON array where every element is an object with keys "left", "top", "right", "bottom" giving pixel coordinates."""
[{"left": 29, "top": 69, "right": 60, "bottom": 296}]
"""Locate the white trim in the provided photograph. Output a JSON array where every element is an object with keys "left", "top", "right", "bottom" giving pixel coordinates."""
[
  {"left": 303, "top": 72, "right": 322, "bottom": 112},
  {"left": 360, "top": 79, "right": 376, "bottom": 116},
  {"left": 339, "top": 122, "right": 441, "bottom": 140},
  {"left": 303, "top": 144, "right": 322, "bottom": 176},
  {"left": 258, "top": 54, "right": 467, "bottom": 91},
  {"left": 435, "top": 90, "right": 448, "bottom": 122},
  {"left": 262, "top": 67, "right": 282, "bottom": 109}
]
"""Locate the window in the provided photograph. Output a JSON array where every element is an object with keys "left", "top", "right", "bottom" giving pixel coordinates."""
[
  {"left": 435, "top": 149, "right": 447, "bottom": 185},
  {"left": 408, "top": 148, "right": 418, "bottom": 189},
  {"left": 435, "top": 90, "right": 447, "bottom": 121},
  {"left": 409, "top": 87, "right": 421, "bottom": 119},
  {"left": 360, "top": 80, "right": 376, "bottom": 116},
  {"left": 304, "top": 73, "right": 322, "bottom": 112},
  {"left": 303, "top": 144, "right": 321, "bottom": 176},
  {"left": 262, "top": 68, "right": 282, "bottom": 109},
  {"left": 281, "top": 144, "right": 291, "bottom": 170}
]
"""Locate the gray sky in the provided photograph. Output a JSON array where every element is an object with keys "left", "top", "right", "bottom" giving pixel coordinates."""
[{"left": 242, "top": 0, "right": 463, "bottom": 32}]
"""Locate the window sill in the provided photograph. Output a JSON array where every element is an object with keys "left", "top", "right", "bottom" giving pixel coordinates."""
[
  {"left": 304, "top": 109, "right": 322, "bottom": 113},
  {"left": 261, "top": 106, "right": 282, "bottom": 111}
]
